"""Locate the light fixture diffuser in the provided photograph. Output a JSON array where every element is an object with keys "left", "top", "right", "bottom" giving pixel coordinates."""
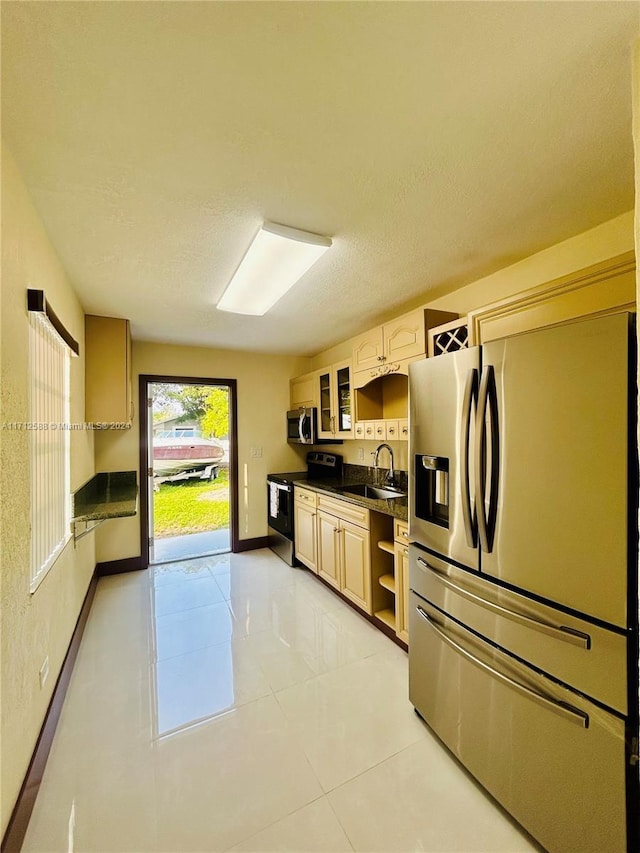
[{"left": 216, "top": 222, "right": 332, "bottom": 315}]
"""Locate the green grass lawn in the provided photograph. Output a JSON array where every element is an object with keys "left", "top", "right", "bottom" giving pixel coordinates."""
[{"left": 153, "top": 469, "right": 229, "bottom": 538}]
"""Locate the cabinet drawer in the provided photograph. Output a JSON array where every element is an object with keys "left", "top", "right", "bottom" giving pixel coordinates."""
[
  {"left": 394, "top": 520, "right": 409, "bottom": 544},
  {"left": 374, "top": 421, "right": 386, "bottom": 439},
  {"left": 399, "top": 419, "right": 409, "bottom": 440},
  {"left": 354, "top": 422, "right": 366, "bottom": 439},
  {"left": 317, "top": 494, "right": 370, "bottom": 529},
  {"left": 294, "top": 486, "right": 317, "bottom": 508},
  {"left": 385, "top": 420, "right": 399, "bottom": 440}
]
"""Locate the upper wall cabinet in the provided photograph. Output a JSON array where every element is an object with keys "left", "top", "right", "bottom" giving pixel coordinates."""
[
  {"left": 352, "top": 308, "right": 457, "bottom": 388},
  {"left": 289, "top": 370, "right": 318, "bottom": 410},
  {"left": 85, "top": 315, "right": 132, "bottom": 425},
  {"left": 317, "top": 360, "right": 353, "bottom": 441}
]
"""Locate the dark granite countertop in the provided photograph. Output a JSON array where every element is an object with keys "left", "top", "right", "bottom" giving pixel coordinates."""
[
  {"left": 299, "top": 476, "right": 408, "bottom": 522},
  {"left": 73, "top": 471, "right": 138, "bottom": 521}
]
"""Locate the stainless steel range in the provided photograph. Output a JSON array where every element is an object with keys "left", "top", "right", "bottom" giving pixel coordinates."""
[{"left": 267, "top": 452, "right": 342, "bottom": 565}]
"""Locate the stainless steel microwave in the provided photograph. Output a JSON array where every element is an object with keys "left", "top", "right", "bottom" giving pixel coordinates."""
[{"left": 287, "top": 407, "right": 316, "bottom": 444}]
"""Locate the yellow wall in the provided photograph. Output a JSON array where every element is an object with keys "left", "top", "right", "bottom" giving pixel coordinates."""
[
  {"left": 94, "top": 342, "right": 310, "bottom": 562},
  {"left": 0, "top": 144, "right": 95, "bottom": 835}
]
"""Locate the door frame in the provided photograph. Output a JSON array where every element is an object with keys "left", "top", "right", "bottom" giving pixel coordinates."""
[{"left": 139, "top": 374, "right": 239, "bottom": 567}]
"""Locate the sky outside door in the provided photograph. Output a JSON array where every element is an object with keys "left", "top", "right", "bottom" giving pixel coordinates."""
[{"left": 148, "top": 381, "right": 231, "bottom": 563}]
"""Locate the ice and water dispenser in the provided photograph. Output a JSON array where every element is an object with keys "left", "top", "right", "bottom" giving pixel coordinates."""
[{"left": 414, "top": 455, "right": 449, "bottom": 528}]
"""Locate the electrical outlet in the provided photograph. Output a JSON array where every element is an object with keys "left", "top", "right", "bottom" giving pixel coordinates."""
[
  {"left": 39, "top": 656, "right": 49, "bottom": 689},
  {"left": 250, "top": 446, "right": 262, "bottom": 458},
  {"left": 357, "top": 448, "right": 365, "bottom": 460}
]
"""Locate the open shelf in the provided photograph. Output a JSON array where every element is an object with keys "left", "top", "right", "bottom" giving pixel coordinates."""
[
  {"left": 355, "top": 373, "right": 408, "bottom": 421},
  {"left": 377, "top": 539, "right": 394, "bottom": 555},
  {"left": 379, "top": 573, "right": 396, "bottom": 594},
  {"left": 375, "top": 608, "right": 396, "bottom": 630}
]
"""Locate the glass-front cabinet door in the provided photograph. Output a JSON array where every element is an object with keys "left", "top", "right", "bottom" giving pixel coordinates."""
[
  {"left": 318, "top": 370, "right": 333, "bottom": 436},
  {"left": 334, "top": 362, "right": 352, "bottom": 436},
  {"left": 316, "top": 360, "right": 353, "bottom": 440}
]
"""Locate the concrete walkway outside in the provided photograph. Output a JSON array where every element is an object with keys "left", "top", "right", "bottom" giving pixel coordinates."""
[{"left": 152, "top": 528, "right": 230, "bottom": 563}]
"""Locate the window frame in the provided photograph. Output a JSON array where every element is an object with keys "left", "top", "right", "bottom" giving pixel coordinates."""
[{"left": 28, "top": 309, "right": 72, "bottom": 593}]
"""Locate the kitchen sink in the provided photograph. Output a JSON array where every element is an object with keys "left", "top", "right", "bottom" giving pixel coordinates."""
[{"left": 339, "top": 483, "right": 407, "bottom": 500}]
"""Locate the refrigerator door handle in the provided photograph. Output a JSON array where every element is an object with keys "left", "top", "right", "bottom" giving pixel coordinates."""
[
  {"left": 415, "top": 606, "right": 589, "bottom": 728},
  {"left": 419, "top": 557, "right": 591, "bottom": 649},
  {"left": 461, "top": 368, "right": 478, "bottom": 547},
  {"left": 475, "top": 365, "right": 499, "bottom": 553}
]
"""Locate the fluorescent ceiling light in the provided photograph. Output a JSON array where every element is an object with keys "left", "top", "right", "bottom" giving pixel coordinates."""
[{"left": 217, "top": 222, "right": 332, "bottom": 315}]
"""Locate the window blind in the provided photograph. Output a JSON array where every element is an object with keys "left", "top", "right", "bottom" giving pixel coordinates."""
[{"left": 29, "top": 311, "right": 71, "bottom": 591}]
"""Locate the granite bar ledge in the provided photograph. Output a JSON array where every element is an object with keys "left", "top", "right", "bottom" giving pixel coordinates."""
[{"left": 73, "top": 471, "right": 138, "bottom": 521}]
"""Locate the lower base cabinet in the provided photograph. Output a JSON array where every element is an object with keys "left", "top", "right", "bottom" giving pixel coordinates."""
[
  {"left": 293, "top": 488, "right": 405, "bottom": 637},
  {"left": 317, "top": 501, "right": 372, "bottom": 613},
  {"left": 294, "top": 487, "right": 318, "bottom": 572},
  {"left": 394, "top": 522, "right": 410, "bottom": 643},
  {"left": 316, "top": 509, "right": 341, "bottom": 589},
  {"left": 372, "top": 520, "right": 409, "bottom": 643}
]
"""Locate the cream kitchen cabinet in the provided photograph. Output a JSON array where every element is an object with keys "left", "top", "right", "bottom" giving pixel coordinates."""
[
  {"left": 316, "top": 360, "right": 353, "bottom": 440},
  {"left": 373, "top": 518, "right": 409, "bottom": 642},
  {"left": 290, "top": 371, "right": 318, "bottom": 410},
  {"left": 353, "top": 372, "right": 408, "bottom": 441},
  {"left": 352, "top": 308, "right": 424, "bottom": 374},
  {"left": 354, "top": 418, "right": 405, "bottom": 441},
  {"left": 294, "top": 487, "right": 318, "bottom": 572},
  {"left": 85, "top": 315, "right": 133, "bottom": 424},
  {"left": 394, "top": 520, "right": 410, "bottom": 643},
  {"left": 316, "top": 494, "right": 372, "bottom": 613},
  {"left": 352, "top": 308, "right": 457, "bottom": 386}
]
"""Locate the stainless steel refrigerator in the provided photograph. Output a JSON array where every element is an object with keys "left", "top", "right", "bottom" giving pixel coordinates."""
[{"left": 408, "top": 312, "right": 638, "bottom": 853}]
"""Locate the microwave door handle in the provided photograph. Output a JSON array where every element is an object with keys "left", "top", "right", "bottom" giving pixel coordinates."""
[
  {"left": 299, "top": 411, "right": 306, "bottom": 441},
  {"left": 461, "top": 369, "right": 478, "bottom": 547}
]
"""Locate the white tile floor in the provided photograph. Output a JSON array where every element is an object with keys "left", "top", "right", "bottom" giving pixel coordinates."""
[{"left": 23, "top": 549, "right": 538, "bottom": 852}]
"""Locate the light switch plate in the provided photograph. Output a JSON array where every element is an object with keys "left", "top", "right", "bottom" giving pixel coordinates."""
[{"left": 250, "top": 446, "right": 262, "bottom": 458}]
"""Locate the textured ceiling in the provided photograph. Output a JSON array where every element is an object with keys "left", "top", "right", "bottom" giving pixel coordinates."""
[{"left": 2, "top": 1, "right": 639, "bottom": 355}]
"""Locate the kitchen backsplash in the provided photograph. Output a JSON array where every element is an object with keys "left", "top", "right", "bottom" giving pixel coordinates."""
[
  {"left": 343, "top": 463, "right": 408, "bottom": 491},
  {"left": 312, "top": 440, "right": 409, "bottom": 470}
]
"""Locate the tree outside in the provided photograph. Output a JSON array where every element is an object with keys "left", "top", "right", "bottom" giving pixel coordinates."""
[{"left": 152, "top": 383, "right": 229, "bottom": 439}]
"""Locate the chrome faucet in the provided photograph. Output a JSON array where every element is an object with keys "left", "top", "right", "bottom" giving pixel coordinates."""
[{"left": 372, "top": 443, "right": 396, "bottom": 487}]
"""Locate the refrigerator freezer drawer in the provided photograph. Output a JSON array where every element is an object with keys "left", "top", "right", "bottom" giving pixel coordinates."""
[
  {"left": 408, "top": 592, "right": 628, "bottom": 853},
  {"left": 410, "top": 546, "right": 629, "bottom": 715}
]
